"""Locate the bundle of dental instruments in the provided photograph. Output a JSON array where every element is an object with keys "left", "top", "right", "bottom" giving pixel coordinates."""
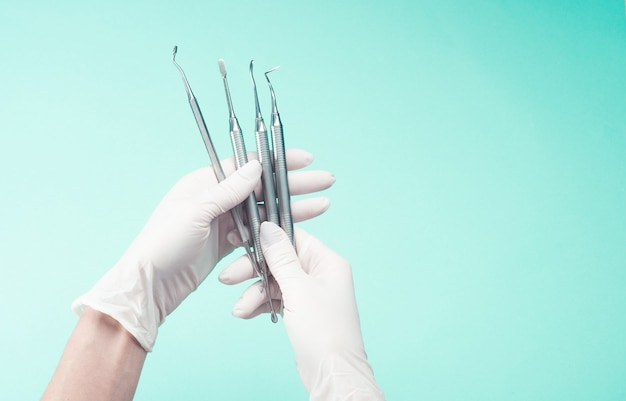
[{"left": 172, "top": 46, "right": 292, "bottom": 323}]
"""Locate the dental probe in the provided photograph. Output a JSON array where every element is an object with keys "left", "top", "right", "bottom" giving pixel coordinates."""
[
  {"left": 219, "top": 59, "right": 278, "bottom": 323},
  {"left": 250, "top": 60, "right": 279, "bottom": 226},
  {"left": 171, "top": 46, "right": 256, "bottom": 268},
  {"left": 265, "top": 67, "right": 294, "bottom": 243}
]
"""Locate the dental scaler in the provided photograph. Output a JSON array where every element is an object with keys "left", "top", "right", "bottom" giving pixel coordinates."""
[
  {"left": 250, "top": 60, "right": 279, "bottom": 226},
  {"left": 265, "top": 67, "right": 294, "bottom": 243},
  {"left": 219, "top": 59, "right": 278, "bottom": 323},
  {"left": 171, "top": 47, "right": 257, "bottom": 271}
]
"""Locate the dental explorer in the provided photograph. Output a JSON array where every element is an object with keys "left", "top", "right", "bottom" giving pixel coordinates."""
[
  {"left": 265, "top": 67, "right": 294, "bottom": 243},
  {"left": 250, "top": 60, "right": 279, "bottom": 226},
  {"left": 218, "top": 59, "right": 278, "bottom": 323},
  {"left": 171, "top": 46, "right": 256, "bottom": 269}
]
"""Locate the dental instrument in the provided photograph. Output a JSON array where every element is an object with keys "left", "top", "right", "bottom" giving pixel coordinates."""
[
  {"left": 219, "top": 59, "right": 277, "bottom": 323},
  {"left": 171, "top": 46, "right": 257, "bottom": 273},
  {"left": 249, "top": 60, "right": 279, "bottom": 226},
  {"left": 265, "top": 67, "right": 294, "bottom": 243}
]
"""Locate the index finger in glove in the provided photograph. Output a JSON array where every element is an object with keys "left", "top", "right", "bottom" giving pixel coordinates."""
[
  {"left": 167, "top": 149, "right": 314, "bottom": 201},
  {"left": 221, "top": 148, "right": 314, "bottom": 177}
]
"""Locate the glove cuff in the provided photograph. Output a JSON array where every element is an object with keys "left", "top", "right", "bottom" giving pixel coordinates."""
[
  {"left": 71, "top": 258, "right": 160, "bottom": 352},
  {"left": 308, "top": 350, "right": 386, "bottom": 401}
]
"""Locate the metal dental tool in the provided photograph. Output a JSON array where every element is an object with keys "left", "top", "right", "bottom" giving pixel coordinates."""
[
  {"left": 265, "top": 67, "right": 294, "bottom": 243},
  {"left": 218, "top": 59, "right": 277, "bottom": 323},
  {"left": 171, "top": 46, "right": 257, "bottom": 271},
  {"left": 250, "top": 60, "right": 279, "bottom": 226}
]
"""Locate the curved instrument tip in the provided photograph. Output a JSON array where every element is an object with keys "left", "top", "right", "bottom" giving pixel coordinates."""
[{"left": 265, "top": 65, "right": 281, "bottom": 75}]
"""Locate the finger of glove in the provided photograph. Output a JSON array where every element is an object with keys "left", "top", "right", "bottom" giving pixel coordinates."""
[
  {"left": 200, "top": 161, "right": 261, "bottom": 219},
  {"left": 254, "top": 170, "right": 335, "bottom": 201},
  {"left": 232, "top": 278, "right": 282, "bottom": 319},
  {"left": 222, "top": 148, "right": 314, "bottom": 177},
  {"left": 218, "top": 254, "right": 255, "bottom": 285},
  {"left": 290, "top": 196, "right": 331, "bottom": 222},
  {"left": 221, "top": 197, "right": 330, "bottom": 247},
  {"left": 233, "top": 299, "right": 284, "bottom": 320},
  {"left": 283, "top": 148, "right": 314, "bottom": 170},
  {"left": 259, "top": 197, "right": 331, "bottom": 225},
  {"left": 260, "top": 222, "right": 307, "bottom": 286},
  {"left": 286, "top": 170, "right": 336, "bottom": 196}
]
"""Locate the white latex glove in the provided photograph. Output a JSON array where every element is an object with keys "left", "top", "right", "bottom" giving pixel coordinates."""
[
  {"left": 73, "top": 149, "right": 335, "bottom": 351},
  {"left": 220, "top": 222, "right": 386, "bottom": 401}
]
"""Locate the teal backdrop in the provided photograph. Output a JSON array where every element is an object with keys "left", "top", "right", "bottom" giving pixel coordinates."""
[{"left": 1, "top": 1, "right": 625, "bottom": 399}]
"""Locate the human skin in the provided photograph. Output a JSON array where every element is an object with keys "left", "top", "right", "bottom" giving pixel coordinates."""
[{"left": 41, "top": 307, "right": 146, "bottom": 401}]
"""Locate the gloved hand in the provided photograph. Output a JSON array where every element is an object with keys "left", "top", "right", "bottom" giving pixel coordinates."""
[
  {"left": 220, "top": 222, "right": 386, "bottom": 401},
  {"left": 72, "top": 149, "right": 335, "bottom": 352}
]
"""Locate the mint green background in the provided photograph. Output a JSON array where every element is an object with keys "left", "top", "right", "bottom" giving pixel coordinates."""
[{"left": 1, "top": 1, "right": 626, "bottom": 399}]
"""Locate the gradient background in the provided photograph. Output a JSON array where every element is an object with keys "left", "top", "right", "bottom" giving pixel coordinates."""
[{"left": 1, "top": 1, "right": 626, "bottom": 400}]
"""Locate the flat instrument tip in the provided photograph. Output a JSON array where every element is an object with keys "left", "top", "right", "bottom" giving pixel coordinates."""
[{"left": 218, "top": 59, "right": 227, "bottom": 78}]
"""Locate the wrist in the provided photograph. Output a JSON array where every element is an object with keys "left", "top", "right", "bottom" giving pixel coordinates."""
[
  {"left": 72, "top": 257, "right": 161, "bottom": 351},
  {"left": 41, "top": 308, "right": 147, "bottom": 401},
  {"left": 79, "top": 307, "right": 145, "bottom": 350}
]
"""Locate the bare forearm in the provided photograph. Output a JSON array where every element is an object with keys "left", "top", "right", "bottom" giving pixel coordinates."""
[{"left": 41, "top": 307, "right": 147, "bottom": 401}]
